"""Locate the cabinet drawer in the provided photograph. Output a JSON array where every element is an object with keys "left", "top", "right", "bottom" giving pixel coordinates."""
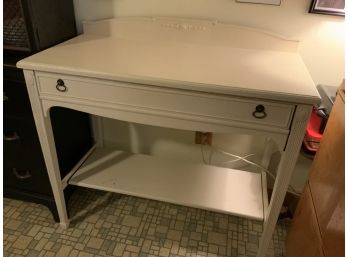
[
  {"left": 36, "top": 72, "right": 295, "bottom": 129},
  {"left": 4, "top": 78, "right": 33, "bottom": 118},
  {"left": 3, "top": 117, "right": 53, "bottom": 195}
]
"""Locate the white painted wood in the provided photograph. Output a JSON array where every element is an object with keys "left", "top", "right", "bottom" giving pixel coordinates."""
[
  {"left": 17, "top": 17, "right": 320, "bottom": 105},
  {"left": 61, "top": 144, "right": 97, "bottom": 189},
  {"left": 236, "top": 0, "right": 281, "bottom": 5},
  {"left": 40, "top": 99, "right": 290, "bottom": 150},
  {"left": 16, "top": 17, "right": 322, "bottom": 256},
  {"left": 257, "top": 105, "right": 312, "bottom": 257},
  {"left": 82, "top": 17, "right": 298, "bottom": 52},
  {"left": 40, "top": 95, "right": 292, "bottom": 138},
  {"left": 261, "top": 171, "right": 269, "bottom": 217},
  {"left": 260, "top": 137, "right": 275, "bottom": 169},
  {"left": 36, "top": 72, "right": 295, "bottom": 130},
  {"left": 90, "top": 116, "right": 104, "bottom": 148},
  {"left": 69, "top": 147, "right": 265, "bottom": 220},
  {"left": 23, "top": 70, "right": 70, "bottom": 228}
]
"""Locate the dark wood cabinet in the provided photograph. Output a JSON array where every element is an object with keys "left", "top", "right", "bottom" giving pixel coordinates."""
[
  {"left": 4, "top": 0, "right": 76, "bottom": 54},
  {"left": 3, "top": 0, "right": 93, "bottom": 222}
]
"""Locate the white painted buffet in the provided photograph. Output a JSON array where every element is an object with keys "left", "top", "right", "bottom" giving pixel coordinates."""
[{"left": 17, "top": 17, "right": 320, "bottom": 257}]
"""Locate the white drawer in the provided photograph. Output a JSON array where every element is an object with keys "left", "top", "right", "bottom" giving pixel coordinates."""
[{"left": 36, "top": 72, "right": 295, "bottom": 129}]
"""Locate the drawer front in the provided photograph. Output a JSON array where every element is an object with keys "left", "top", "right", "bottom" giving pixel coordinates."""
[
  {"left": 37, "top": 73, "right": 295, "bottom": 129},
  {"left": 3, "top": 117, "right": 53, "bottom": 195}
]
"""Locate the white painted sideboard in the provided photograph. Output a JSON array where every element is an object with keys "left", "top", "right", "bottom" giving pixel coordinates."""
[{"left": 17, "top": 17, "right": 320, "bottom": 257}]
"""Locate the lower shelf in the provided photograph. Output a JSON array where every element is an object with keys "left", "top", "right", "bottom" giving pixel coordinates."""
[{"left": 69, "top": 147, "right": 265, "bottom": 220}]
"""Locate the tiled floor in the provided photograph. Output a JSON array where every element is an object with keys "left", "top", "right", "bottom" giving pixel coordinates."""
[{"left": 4, "top": 188, "right": 290, "bottom": 257}]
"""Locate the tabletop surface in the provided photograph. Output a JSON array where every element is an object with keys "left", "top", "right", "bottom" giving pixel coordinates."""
[{"left": 17, "top": 17, "right": 320, "bottom": 104}]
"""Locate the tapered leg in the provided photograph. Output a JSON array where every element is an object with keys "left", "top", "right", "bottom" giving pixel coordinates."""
[
  {"left": 257, "top": 105, "right": 312, "bottom": 257},
  {"left": 23, "top": 70, "right": 70, "bottom": 228}
]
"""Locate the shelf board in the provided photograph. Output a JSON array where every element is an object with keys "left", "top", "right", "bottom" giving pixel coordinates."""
[{"left": 69, "top": 148, "right": 265, "bottom": 220}]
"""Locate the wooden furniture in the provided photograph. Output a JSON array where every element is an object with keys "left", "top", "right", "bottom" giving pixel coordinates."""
[
  {"left": 17, "top": 17, "right": 320, "bottom": 257},
  {"left": 3, "top": 0, "right": 93, "bottom": 221},
  {"left": 286, "top": 83, "right": 344, "bottom": 257},
  {"left": 3, "top": 0, "right": 76, "bottom": 53}
]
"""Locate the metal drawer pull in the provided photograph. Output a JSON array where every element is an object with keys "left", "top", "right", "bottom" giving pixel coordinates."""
[
  {"left": 12, "top": 168, "right": 32, "bottom": 179},
  {"left": 4, "top": 92, "right": 9, "bottom": 102},
  {"left": 56, "top": 79, "right": 67, "bottom": 92},
  {"left": 253, "top": 104, "right": 267, "bottom": 119},
  {"left": 4, "top": 131, "right": 20, "bottom": 141}
]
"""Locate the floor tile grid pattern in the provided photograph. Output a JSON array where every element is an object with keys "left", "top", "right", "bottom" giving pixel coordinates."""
[{"left": 4, "top": 188, "right": 289, "bottom": 257}]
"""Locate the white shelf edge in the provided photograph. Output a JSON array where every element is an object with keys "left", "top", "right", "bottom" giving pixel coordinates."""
[
  {"left": 61, "top": 144, "right": 97, "bottom": 189},
  {"left": 261, "top": 171, "right": 269, "bottom": 218},
  {"left": 69, "top": 147, "right": 265, "bottom": 220}
]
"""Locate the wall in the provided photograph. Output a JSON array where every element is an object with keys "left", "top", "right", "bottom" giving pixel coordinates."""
[{"left": 72, "top": 0, "right": 345, "bottom": 191}]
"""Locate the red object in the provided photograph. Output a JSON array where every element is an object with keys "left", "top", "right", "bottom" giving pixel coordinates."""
[{"left": 303, "top": 110, "right": 323, "bottom": 152}]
